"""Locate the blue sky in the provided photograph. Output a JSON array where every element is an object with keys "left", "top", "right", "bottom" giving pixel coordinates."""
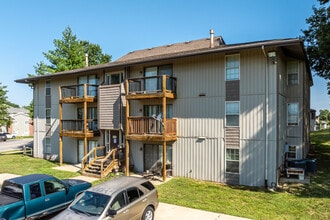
[{"left": 0, "top": 0, "right": 328, "bottom": 113}]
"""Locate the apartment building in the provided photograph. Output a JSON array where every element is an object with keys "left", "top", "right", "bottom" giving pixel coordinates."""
[{"left": 16, "top": 31, "right": 312, "bottom": 186}]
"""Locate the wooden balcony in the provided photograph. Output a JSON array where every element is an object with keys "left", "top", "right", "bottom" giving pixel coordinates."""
[
  {"left": 59, "top": 84, "right": 98, "bottom": 103},
  {"left": 126, "top": 117, "right": 177, "bottom": 141},
  {"left": 126, "top": 75, "right": 176, "bottom": 100},
  {"left": 60, "top": 119, "right": 100, "bottom": 138}
]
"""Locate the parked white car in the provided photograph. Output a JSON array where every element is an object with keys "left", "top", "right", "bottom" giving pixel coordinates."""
[{"left": 4, "top": 133, "right": 16, "bottom": 139}]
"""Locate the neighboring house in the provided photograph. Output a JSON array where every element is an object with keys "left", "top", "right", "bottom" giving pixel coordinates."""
[
  {"left": 16, "top": 30, "right": 312, "bottom": 187},
  {"left": 7, "top": 107, "right": 33, "bottom": 136},
  {"left": 310, "top": 109, "right": 316, "bottom": 131}
]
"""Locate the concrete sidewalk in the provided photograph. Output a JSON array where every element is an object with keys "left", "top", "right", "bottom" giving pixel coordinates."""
[{"left": 156, "top": 202, "right": 249, "bottom": 220}]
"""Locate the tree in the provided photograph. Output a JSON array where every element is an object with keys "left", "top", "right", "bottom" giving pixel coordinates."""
[
  {"left": 318, "top": 109, "right": 330, "bottom": 121},
  {"left": 303, "top": 0, "right": 330, "bottom": 92},
  {"left": 0, "top": 83, "right": 10, "bottom": 129},
  {"left": 31, "top": 26, "right": 111, "bottom": 76},
  {"left": 24, "top": 100, "right": 34, "bottom": 119}
]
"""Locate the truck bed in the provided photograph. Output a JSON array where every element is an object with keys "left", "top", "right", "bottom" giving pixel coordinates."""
[{"left": 0, "top": 193, "right": 22, "bottom": 206}]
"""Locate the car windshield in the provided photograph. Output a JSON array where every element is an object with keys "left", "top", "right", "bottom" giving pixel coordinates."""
[{"left": 70, "top": 191, "right": 110, "bottom": 216}]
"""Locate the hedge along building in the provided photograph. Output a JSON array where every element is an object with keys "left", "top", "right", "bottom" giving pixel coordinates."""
[{"left": 16, "top": 30, "right": 312, "bottom": 187}]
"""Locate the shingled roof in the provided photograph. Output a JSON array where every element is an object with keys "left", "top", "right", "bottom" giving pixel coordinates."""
[
  {"left": 15, "top": 35, "right": 311, "bottom": 84},
  {"left": 116, "top": 36, "right": 225, "bottom": 62}
]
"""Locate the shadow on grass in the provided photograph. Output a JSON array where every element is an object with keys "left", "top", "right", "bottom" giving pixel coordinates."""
[{"left": 282, "top": 131, "right": 330, "bottom": 198}]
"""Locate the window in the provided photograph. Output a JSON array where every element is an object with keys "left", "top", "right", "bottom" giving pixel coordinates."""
[
  {"left": 287, "top": 145, "right": 296, "bottom": 159},
  {"left": 226, "top": 148, "right": 239, "bottom": 173},
  {"left": 144, "top": 64, "right": 173, "bottom": 91},
  {"left": 288, "top": 103, "right": 299, "bottom": 126},
  {"left": 78, "top": 75, "right": 98, "bottom": 97},
  {"left": 30, "top": 183, "right": 41, "bottom": 199},
  {"left": 44, "top": 179, "right": 66, "bottom": 194},
  {"left": 77, "top": 107, "right": 98, "bottom": 131},
  {"left": 226, "top": 54, "right": 240, "bottom": 80},
  {"left": 106, "top": 73, "right": 123, "bottom": 85},
  {"left": 226, "top": 102, "right": 239, "bottom": 126},
  {"left": 143, "top": 105, "right": 173, "bottom": 118},
  {"left": 45, "top": 80, "right": 51, "bottom": 108},
  {"left": 127, "top": 188, "right": 143, "bottom": 203},
  {"left": 287, "top": 62, "right": 298, "bottom": 85},
  {"left": 110, "top": 192, "right": 126, "bottom": 211},
  {"left": 46, "top": 81, "right": 51, "bottom": 95},
  {"left": 45, "top": 137, "right": 51, "bottom": 154},
  {"left": 46, "top": 108, "right": 51, "bottom": 125}
]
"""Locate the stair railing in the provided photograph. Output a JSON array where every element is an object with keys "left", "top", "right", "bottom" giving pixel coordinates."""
[
  {"left": 81, "top": 146, "right": 106, "bottom": 173},
  {"left": 100, "top": 148, "right": 118, "bottom": 178}
]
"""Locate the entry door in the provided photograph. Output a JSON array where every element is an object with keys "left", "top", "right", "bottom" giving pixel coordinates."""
[
  {"left": 78, "top": 140, "right": 98, "bottom": 162},
  {"left": 144, "top": 144, "right": 173, "bottom": 171},
  {"left": 144, "top": 145, "right": 162, "bottom": 171},
  {"left": 145, "top": 67, "right": 158, "bottom": 92},
  {"left": 78, "top": 76, "right": 87, "bottom": 97},
  {"left": 110, "top": 130, "right": 120, "bottom": 150},
  {"left": 78, "top": 140, "right": 84, "bottom": 163}
]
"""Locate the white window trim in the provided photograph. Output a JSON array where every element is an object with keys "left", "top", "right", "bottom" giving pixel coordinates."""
[
  {"left": 287, "top": 61, "right": 299, "bottom": 85},
  {"left": 287, "top": 102, "right": 299, "bottom": 126},
  {"left": 225, "top": 54, "right": 240, "bottom": 81},
  {"left": 45, "top": 137, "right": 51, "bottom": 154},
  {"left": 225, "top": 101, "right": 240, "bottom": 127},
  {"left": 105, "top": 72, "right": 123, "bottom": 85},
  {"left": 225, "top": 148, "right": 240, "bottom": 174}
]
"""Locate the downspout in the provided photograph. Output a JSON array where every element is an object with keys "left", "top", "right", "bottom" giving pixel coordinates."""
[
  {"left": 35, "top": 84, "right": 39, "bottom": 158},
  {"left": 262, "top": 45, "right": 269, "bottom": 188}
]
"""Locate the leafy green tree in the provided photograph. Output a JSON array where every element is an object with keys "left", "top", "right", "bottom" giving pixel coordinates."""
[
  {"left": 24, "top": 100, "right": 34, "bottom": 119},
  {"left": 303, "top": 0, "right": 330, "bottom": 92},
  {"left": 0, "top": 83, "right": 10, "bottom": 129},
  {"left": 318, "top": 109, "right": 330, "bottom": 121},
  {"left": 31, "top": 26, "right": 111, "bottom": 76}
]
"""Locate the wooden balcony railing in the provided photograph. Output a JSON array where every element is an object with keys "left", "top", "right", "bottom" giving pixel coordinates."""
[
  {"left": 59, "top": 84, "right": 98, "bottom": 101},
  {"left": 60, "top": 119, "right": 99, "bottom": 137},
  {"left": 127, "top": 117, "right": 177, "bottom": 136},
  {"left": 126, "top": 75, "right": 176, "bottom": 97}
]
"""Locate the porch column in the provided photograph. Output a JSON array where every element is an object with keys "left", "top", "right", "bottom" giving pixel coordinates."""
[
  {"left": 125, "top": 80, "right": 130, "bottom": 176},
  {"left": 59, "top": 136, "right": 63, "bottom": 166},
  {"left": 59, "top": 95, "right": 63, "bottom": 166},
  {"left": 162, "top": 75, "right": 167, "bottom": 181}
]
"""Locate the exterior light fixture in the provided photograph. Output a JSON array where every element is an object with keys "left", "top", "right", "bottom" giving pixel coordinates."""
[{"left": 267, "top": 51, "right": 277, "bottom": 64}]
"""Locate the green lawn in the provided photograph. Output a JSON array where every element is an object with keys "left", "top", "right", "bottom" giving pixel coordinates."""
[
  {"left": 0, "top": 130, "right": 329, "bottom": 219},
  {"left": 156, "top": 130, "right": 330, "bottom": 219},
  {"left": 0, "top": 153, "right": 79, "bottom": 179}
]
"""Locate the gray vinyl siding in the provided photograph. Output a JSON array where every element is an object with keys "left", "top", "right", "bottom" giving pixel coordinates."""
[
  {"left": 173, "top": 137, "right": 225, "bottom": 182},
  {"left": 240, "top": 140, "right": 265, "bottom": 186},
  {"left": 165, "top": 54, "right": 225, "bottom": 183},
  {"left": 240, "top": 95, "right": 265, "bottom": 140},
  {"left": 98, "top": 84, "right": 122, "bottom": 130}
]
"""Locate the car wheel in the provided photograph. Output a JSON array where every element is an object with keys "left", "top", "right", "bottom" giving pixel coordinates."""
[{"left": 142, "top": 206, "right": 154, "bottom": 220}]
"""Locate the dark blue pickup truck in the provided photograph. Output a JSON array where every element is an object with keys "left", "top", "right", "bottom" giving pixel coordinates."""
[{"left": 0, "top": 174, "right": 91, "bottom": 220}]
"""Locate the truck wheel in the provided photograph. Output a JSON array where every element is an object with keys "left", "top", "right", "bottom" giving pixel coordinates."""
[{"left": 142, "top": 206, "right": 154, "bottom": 220}]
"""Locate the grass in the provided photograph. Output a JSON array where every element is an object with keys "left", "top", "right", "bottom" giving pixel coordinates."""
[
  {"left": 0, "top": 153, "right": 79, "bottom": 179},
  {"left": 0, "top": 130, "right": 329, "bottom": 219},
  {"left": 156, "top": 129, "right": 330, "bottom": 219}
]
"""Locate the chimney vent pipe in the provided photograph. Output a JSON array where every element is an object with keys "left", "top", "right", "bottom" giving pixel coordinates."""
[
  {"left": 210, "top": 29, "right": 214, "bottom": 48},
  {"left": 85, "top": 53, "right": 89, "bottom": 67}
]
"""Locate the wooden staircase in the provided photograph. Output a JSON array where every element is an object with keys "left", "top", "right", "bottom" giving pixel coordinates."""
[{"left": 81, "top": 146, "right": 119, "bottom": 178}]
